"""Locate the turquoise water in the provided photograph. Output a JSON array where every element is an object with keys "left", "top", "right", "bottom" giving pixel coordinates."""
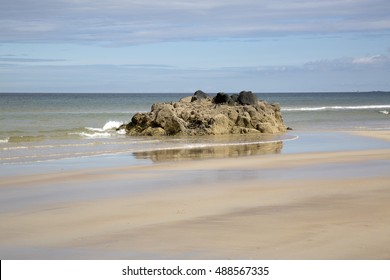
[{"left": 1, "top": 92, "right": 389, "bottom": 164}]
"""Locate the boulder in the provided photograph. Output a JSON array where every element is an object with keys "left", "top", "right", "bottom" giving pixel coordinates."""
[
  {"left": 230, "top": 94, "right": 239, "bottom": 103},
  {"left": 154, "top": 105, "right": 186, "bottom": 135},
  {"left": 123, "top": 90, "right": 287, "bottom": 136},
  {"left": 238, "top": 91, "right": 258, "bottom": 105},
  {"left": 191, "top": 90, "right": 210, "bottom": 102},
  {"left": 213, "top": 92, "right": 231, "bottom": 104}
]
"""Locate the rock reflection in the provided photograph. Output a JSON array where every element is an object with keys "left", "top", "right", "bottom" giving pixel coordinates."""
[{"left": 133, "top": 141, "right": 283, "bottom": 162}]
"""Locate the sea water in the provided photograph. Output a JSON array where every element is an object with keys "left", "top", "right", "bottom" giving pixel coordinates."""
[{"left": 1, "top": 92, "right": 389, "bottom": 164}]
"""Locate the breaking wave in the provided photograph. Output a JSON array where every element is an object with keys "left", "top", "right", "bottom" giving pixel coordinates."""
[
  {"left": 85, "top": 120, "right": 124, "bottom": 132},
  {"left": 71, "top": 120, "right": 124, "bottom": 139},
  {"left": 282, "top": 105, "right": 390, "bottom": 112}
]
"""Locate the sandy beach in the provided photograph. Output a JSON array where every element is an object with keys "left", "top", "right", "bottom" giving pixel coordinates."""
[{"left": 1, "top": 131, "right": 390, "bottom": 259}]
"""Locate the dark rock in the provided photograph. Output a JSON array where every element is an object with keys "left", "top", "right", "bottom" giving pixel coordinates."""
[
  {"left": 191, "top": 90, "right": 209, "bottom": 102},
  {"left": 131, "top": 112, "right": 153, "bottom": 127},
  {"left": 238, "top": 91, "right": 258, "bottom": 105},
  {"left": 230, "top": 94, "right": 239, "bottom": 103},
  {"left": 213, "top": 92, "right": 231, "bottom": 104}
]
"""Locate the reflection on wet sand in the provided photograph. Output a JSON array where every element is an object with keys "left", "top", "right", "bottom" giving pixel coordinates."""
[{"left": 133, "top": 141, "right": 283, "bottom": 162}]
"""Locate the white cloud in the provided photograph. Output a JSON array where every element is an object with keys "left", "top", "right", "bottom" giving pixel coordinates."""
[
  {"left": 0, "top": 0, "right": 389, "bottom": 45},
  {"left": 352, "top": 54, "right": 389, "bottom": 64},
  {"left": 1, "top": 1, "right": 389, "bottom": 93}
]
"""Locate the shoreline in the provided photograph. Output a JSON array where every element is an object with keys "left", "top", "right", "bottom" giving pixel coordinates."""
[
  {"left": 0, "top": 130, "right": 390, "bottom": 259},
  {"left": 1, "top": 129, "right": 389, "bottom": 168}
]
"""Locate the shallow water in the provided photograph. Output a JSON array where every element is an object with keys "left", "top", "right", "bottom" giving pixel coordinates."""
[{"left": 1, "top": 92, "right": 390, "bottom": 165}]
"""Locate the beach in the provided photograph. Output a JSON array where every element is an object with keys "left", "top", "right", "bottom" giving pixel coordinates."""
[
  {"left": 2, "top": 1, "right": 390, "bottom": 274},
  {"left": 1, "top": 130, "right": 390, "bottom": 259}
]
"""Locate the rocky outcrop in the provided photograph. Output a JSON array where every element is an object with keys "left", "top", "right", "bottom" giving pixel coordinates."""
[{"left": 121, "top": 90, "right": 287, "bottom": 136}]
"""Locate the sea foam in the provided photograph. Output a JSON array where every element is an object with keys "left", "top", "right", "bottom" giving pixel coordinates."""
[
  {"left": 75, "top": 132, "right": 112, "bottom": 139},
  {"left": 86, "top": 120, "right": 123, "bottom": 132},
  {"left": 283, "top": 105, "right": 390, "bottom": 112},
  {"left": 71, "top": 120, "right": 124, "bottom": 139}
]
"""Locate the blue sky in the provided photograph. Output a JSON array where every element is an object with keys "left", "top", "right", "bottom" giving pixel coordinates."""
[{"left": 1, "top": 0, "right": 390, "bottom": 93}]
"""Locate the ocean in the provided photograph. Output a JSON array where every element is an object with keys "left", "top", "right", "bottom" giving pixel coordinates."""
[{"left": 1, "top": 92, "right": 389, "bottom": 164}]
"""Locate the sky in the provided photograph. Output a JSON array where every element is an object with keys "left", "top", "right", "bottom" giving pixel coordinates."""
[{"left": 1, "top": 0, "right": 390, "bottom": 93}]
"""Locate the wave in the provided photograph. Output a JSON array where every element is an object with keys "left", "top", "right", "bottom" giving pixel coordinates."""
[
  {"left": 85, "top": 120, "right": 123, "bottom": 132},
  {"left": 379, "top": 110, "right": 389, "bottom": 115},
  {"left": 282, "top": 105, "right": 390, "bottom": 112},
  {"left": 1, "top": 142, "right": 97, "bottom": 151},
  {"left": 71, "top": 120, "right": 125, "bottom": 139},
  {"left": 7, "top": 135, "right": 46, "bottom": 143},
  {"left": 0, "top": 120, "right": 125, "bottom": 144},
  {"left": 69, "top": 132, "right": 112, "bottom": 139}
]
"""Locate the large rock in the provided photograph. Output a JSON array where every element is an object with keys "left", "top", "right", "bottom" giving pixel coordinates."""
[
  {"left": 238, "top": 91, "right": 258, "bottom": 105},
  {"left": 213, "top": 92, "right": 231, "bottom": 104},
  {"left": 122, "top": 90, "right": 287, "bottom": 136},
  {"left": 191, "top": 90, "right": 210, "bottom": 102}
]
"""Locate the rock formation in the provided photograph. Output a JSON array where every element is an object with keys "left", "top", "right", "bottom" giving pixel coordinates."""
[{"left": 120, "top": 90, "right": 287, "bottom": 136}]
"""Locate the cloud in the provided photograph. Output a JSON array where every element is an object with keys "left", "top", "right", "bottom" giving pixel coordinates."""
[
  {"left": 352, "top": 54, "right": 390, "bottom": 65},
  {"left": 0, "top": 55, "right": 67, "bottom": 63},
  {"left": 302, "top": 54, "right": 390, "bottom": 71},
  {"left": 2, "top": 51, "right": 389, "bottom": 93},
  {"left": 1, "top": 0, "right": 389, "bottom": 45}
]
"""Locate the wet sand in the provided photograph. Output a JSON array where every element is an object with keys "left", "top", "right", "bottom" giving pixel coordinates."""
[
  {"left": 0, "top": 131, "right": 390, "bottom": 259},
  {"left": 352, "top": 130, "right": 390, "bottom": 142}
]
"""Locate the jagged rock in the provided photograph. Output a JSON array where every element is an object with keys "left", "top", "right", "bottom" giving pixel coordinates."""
[{"left": 123, "top": 90, "right": 287, "bottom": 136}]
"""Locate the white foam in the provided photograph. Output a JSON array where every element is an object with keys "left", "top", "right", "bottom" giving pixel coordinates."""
[
  {"left": 70, "top": 132, "right": 112, "bottom": 139},
  {"left": 1, "top": 146, "right": 28, "bottom": 151},
  {"left": 79, "top": 120, "right": 125, "bottom": 138},
  {"left": 283, "top": 105, "right": 390, "bottom": 112},
  {"left": 116, "top": 128, "right": 127, "bottom": 135},
  {"left": 86, "top": 120, "right": 123, "bottom": 132},
  {"left": 85, "top": 127, "right": 104, "bottom": 132},
  {"left": 283, "top": 107, "right": 328, "bottom": 112},
  {"left": 103, "top": 120, "right": 123, "bottom": 130},
  {"left": 379, "top": 110, "right": 389, "bottom": 115},
  {"left": 0, "top": 138, "right": 9, "bottom": 144}
]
